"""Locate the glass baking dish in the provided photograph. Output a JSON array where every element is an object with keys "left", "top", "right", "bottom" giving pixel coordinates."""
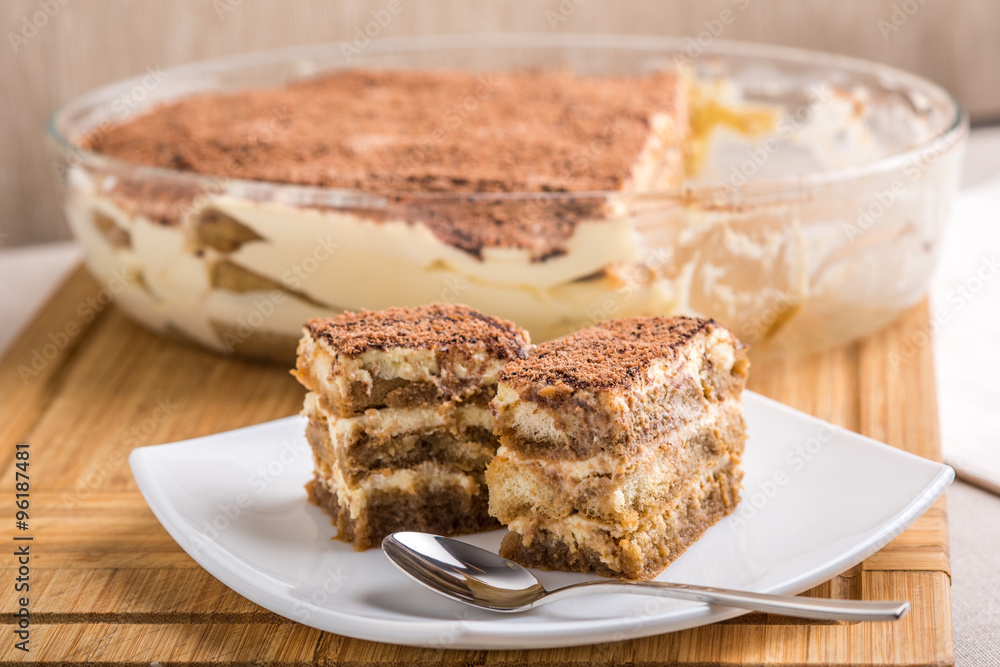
[{"left": 47, "top": 34, "right": 967, "bottom": 361}]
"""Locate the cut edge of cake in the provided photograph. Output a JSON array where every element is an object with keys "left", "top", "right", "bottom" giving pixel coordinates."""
[
  {"left": 486, "top": 315, "right": 748, "bottom": 580},
  {"left": 294, "top": 303, "right": 531, "bottom": 550}
]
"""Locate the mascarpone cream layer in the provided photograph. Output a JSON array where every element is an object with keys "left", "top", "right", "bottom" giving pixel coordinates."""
[
  {"left": 506, "top": 456, "right": 737, "bottom": 542},
  {"left": 317, "top": 461, "right": 481, "bottom": 520},
  {"left": 66, "top": 168, "right": 696, "bottom": 353},
  {"left": 304, "top": 391, "right": 493, "bottom": 445}
]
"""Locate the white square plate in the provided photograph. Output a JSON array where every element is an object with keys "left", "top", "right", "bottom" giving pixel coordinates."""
[{"left": 129, "top": 391, "right": 953, "bottom": 649}]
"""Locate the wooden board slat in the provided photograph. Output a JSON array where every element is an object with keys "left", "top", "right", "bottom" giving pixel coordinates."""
[
  {"left": 0, "top": 623, "right": 322, "bottom": 665},
  {"left": 0, "top": 266, "right": 953, "bottom": 665},
  {"left": 0, "top": 267, "right": 103, "bottom": 476}
]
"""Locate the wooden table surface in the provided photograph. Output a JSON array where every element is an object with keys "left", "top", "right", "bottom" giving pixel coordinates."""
[{"left": 0, "top": 265, "right": 953, "bottom": 665}]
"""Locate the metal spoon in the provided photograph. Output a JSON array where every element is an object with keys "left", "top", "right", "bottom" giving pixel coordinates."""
[{"left": 382, "top": 532, "right": 909, "bottom": 621}]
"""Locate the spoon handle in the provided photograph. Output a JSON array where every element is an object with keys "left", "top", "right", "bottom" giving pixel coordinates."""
[{"left": 543, "top": 580, "right": 909, "bottom": 622}]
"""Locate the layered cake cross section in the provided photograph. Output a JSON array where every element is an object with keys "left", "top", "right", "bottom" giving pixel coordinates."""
[
  {"left": 294, "top": 303, "right": 531, "bottom": 549},
  {"left": 486, "top": 316, "right": 749, "bottom": 579}
]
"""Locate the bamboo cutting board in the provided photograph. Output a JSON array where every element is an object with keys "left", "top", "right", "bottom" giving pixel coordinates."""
[{"left": 0, "top": 265, "right": 952, "bottom": 665}]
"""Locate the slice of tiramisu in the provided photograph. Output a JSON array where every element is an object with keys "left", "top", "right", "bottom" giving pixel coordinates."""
[
  {"left": 486, "top": 316, "right": 748, "bottom": 580},
  {"left": 294, "top": 303, "right": 530, "bottom": 550}
]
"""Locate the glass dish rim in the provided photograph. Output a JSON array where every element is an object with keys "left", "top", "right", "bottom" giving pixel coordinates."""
[{"left": 46, "top": 32, "right": 969, "bottom": 204}]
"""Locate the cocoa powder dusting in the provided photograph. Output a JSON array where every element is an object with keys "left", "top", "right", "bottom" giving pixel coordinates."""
[
  {"left": 83, "top": 68, "right": 680, "bottom": 258},
  {"left": 500, "top": 316, "right": 723, "bottom": 391},
  {"left": 305, "top": 303, "right": 530, "bottom": 359}
]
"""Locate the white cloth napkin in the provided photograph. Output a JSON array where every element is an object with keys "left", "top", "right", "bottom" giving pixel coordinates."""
[{"left": 932, "top": 170, "right": 1000, "bottom": 495}]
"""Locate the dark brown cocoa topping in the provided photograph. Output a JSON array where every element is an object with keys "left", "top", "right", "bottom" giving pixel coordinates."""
[
  {"left": 500, "top": 316, "right": 722, "bottom": 391},
  {"left": 305, "top": 303, "right": 530, "bottom": 360}
]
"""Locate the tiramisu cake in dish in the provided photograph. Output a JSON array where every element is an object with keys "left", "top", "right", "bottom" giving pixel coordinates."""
[
  {"left": 293, "top": 303, "right": 530, "bottom": 549},
  {"left": 487, "top": 315, "right": 748, "bottom": 580},
  {"left": 66, "top": 68, "right": 689, "bottom": 359}
]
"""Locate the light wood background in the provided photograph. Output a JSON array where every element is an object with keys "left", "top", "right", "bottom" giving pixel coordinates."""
[{"left": 2, "top": 0, "right": 997, "bottom": 247}]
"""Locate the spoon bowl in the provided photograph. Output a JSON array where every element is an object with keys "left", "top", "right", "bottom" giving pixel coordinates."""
[
  {"left": 382, "top": 532, "right": 546, "bottom": 610},
  {"left": 382, "top": 532, "right": 910, "bottom": 621}
]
